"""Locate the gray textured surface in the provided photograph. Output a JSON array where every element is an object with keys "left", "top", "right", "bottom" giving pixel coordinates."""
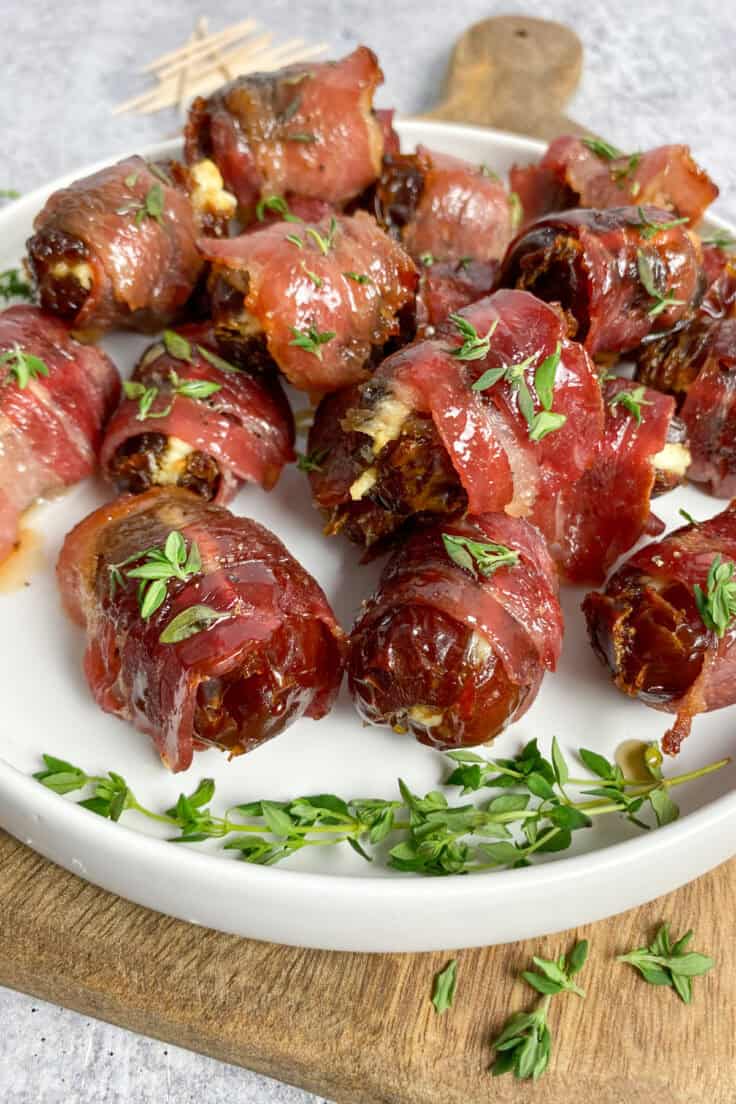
[{"left": 1, "top": 0, "right": 734, "bottom": 1101}]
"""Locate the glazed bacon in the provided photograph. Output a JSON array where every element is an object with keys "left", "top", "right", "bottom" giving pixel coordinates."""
[
  {"left": 57, "top": 488, "right": 346, "bottom": 773},
  {"left": 308, "top": 289, "right": 603, "bottom": 548},
  {"left": 531, "top": 378, "right": 685, "bottom": 584},
  {"left": 0, "top": 306, "right": 120, "bottom": 561},
  {"left": 499, "top": 206, "right": 704, "bottom": 356},
  {"left": 511, "top": 136, "right": 718, "bottom": 227},
  {"left": 201, "top": 211, "right": 417, "bottom": 393},
  {"left": 348, "top": 514, "right": 562, "bottom": 748},
  {"left": 415, "top": 258, "right": 499, "bottom": 335},
  {"left": 27, "top": 157, "right": 206, "bottom": 335},
  {"left": 101, "top": 325, "right": 294, "bottom": 502},
  {"left": 583, "top": 502, "right": 736, "bottom": 755},
  {"left": 373, "top": 146, "right": 515, "bottom": 264},
  {"left": 185, "top": 47, "right": 385, "bottom": 216}
]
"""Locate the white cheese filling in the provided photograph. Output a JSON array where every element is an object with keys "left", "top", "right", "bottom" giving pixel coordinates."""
[
  {"left": 51, "top": 260, "right": 93, "bottom": 290},
  {"left": 190, "top": 159, "right": 237, "bottom": 217},
  {"left": 154, "top": 436, "right": 194, "bottom": 485}
]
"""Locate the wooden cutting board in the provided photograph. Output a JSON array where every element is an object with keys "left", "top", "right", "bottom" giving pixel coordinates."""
[
  {"left": 1, "top": 830, "right": 734, "bottom": 1103},
  {"left": 2, "top": 15, "right": 733, "bottom": 1104}
]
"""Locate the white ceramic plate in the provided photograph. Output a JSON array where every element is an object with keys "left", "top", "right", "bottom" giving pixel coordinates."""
[{"left": 0, "top": 120, "right": 734, "bottom": 953}]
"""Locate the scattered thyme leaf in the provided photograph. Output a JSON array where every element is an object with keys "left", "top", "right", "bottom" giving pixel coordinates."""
[
  {"left": 694, "top": 554, "right": 736, "bottom": 637},
  {"left": 617, "top": 923, "right": 714, "bottom": 1003},
  {"left": 608, "top": 384, "right": 653, "bottom": 425},
  {"left": 442, "top": 533, "right": 519, "bottom": 578},
  {"left": 432, "top": 959, "right": 458, "bottom": 1014}
]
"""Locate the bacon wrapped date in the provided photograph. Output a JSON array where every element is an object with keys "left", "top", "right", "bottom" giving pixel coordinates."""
[
  {"left": 511, "top": 136, "right": 718, "bottom": 227},
  {"left": 532, "top": 378, "right": 687, "bottom": 584},
  {"left": 348, "top": 514, "right": 562, "bottom": 748},
  {"left": 583, "top": 501, "right": 736, "bottom": 755},
  {"left": 27, "top": 157, "right": 210, "bottom": 335},
  {"left": 185, "top": 47, "right": 385, "bottom": 217},
  {"left": 57, "top": 487, "right": 346, "bottom": 772},
  {"left": 414, "top": 257, "right": 499, "bottom": 336},
  {"left": 101, "top": 325, "right": 294, "bottom": 502},
  {"left": 0, "top": 306, "right": 119, "bottom": 562},
  {"left": 201, "top": 211, "right": 417, "bottom": 393},
  {"left": 308, "top": 290, "right": 603, "bottom": 549},
  {"left": 636, "top": 261, "right": 736, "bottom": 496},
  {"left": 499, "top": 206, "right": 704, "bottom": 357},
  {"left": 372, "top": 146, "right": 515, "bottom": 265}
]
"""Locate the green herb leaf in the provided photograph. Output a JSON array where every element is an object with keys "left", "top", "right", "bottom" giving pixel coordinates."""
[
  {"left": 529, "top": 410, "right": 567, "bottom": 442},
  {"left": 509, "top": 191, "right": 523, "bottom": 231},
  {"left": 694, "top": 555, "right": 736, "bottom": 637},
  {"left": 289, "top": 325, "right": 336, "bottom": 360},
  {"left": 197, "top": 345, "right": 238, "bottom": 374},
  {"left": 608, "top": 384, "right": 653, "bottom": 426},
  {"left": 551, "top": 736, "right": 569, "bottom": 788},
  {"left": 449, "top": 313, "right": 498, "bottom": 361},
  {"left": 174, "top": 378, "right": 223, "bottom": 401},
  {"left": 112, "top": 532, "right": 203, "bottom": 621},
  {"left": 701, "top": 230, "right": 736, "bottom": 251},
  {"left": 419, "top": 251, "right": 435, "bottom": 267},
  {"left": 159, "top": 604, "right": 230, "bottom": 644},
  {"left": 0, "top": 188, "right": 20, "bottom": 199},
  {"left": 617, "top": 923, "right": 714, "bottom": 1002},
  {"left": 431, "top": 959, "right": 458, "bottom": 1014},
  {"left": 582, "top": 137, "right": 623, "bottom": 160},
  {"left": 0, "top": 268, "right": 33, "bottom": 302},
  {"left": 343, "top": 271, "right": 372, "bottom": 285},
  {"left": 634, "top": 206, "right": 689, "bottom": 240},
  {"left": 300, "top": 262, "right": 323, "bottom": 288},
  {"left": 255, "top": 194, "right": 302, "bottom": 223},
  {"left": 637, "top": 248, "right": 685, "bottom": 318},
  {"left": 305, "top": 217, "right": 338, "bottom": 256},
  {"left": 285, "top": 233, "right": 304, "bottom": 249},
  {"left": 442, "top": 532, "right": 519, "bottom": 578},
  {"left": 0, "top": 344, "right": 50, "bottom": 388},
  {"left": 534, "top": 342, "right": 561, "bottom": 411},
  {"left": 296, "top": 448, "right": 327, "bottom": 473},
  {"left": 163, "top": 330, "right": 194, "bottom": 362},
  {"left": 286, "top": 132, "right": 317, "bottom": 143}
]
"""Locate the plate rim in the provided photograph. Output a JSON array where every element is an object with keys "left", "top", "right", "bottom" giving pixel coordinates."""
[{"left": 1, "top": 119, "right": 734, "bottom": 951}]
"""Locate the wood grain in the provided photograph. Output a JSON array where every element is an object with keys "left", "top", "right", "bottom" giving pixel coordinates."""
[
  {"left": 0, "top": 828, "right": 732, "bottom": 1103},
  {"left": 426, "top": 15, "right": 589, "bottom": 139}
]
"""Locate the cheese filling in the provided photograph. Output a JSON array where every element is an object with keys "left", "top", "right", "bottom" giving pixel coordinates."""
[
  {"left": 407, "top": 705, "right": 445, "bottom": 728},
  {"left": 154, "top": 436, "right": 195, "bottom": 485},
  {"left": 190, "top": 159, "right": 237, "bottom": 218},
  {"left": 652, "top": 441, "right": 691, "bottom": 478},
  {"left": 349, "top": 466, "right": 378, "bottom": 501},
  {"left": 51, "top": 260, "right": 93, "bottom": 290},
  {"left": 354, "top": 395, "right": 411, "bottom": 454}
]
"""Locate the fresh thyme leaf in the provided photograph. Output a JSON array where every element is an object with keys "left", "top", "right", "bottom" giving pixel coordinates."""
[
  {"left": 124, "top": 369, "right": 221, "bottom": 419},
  {"left": 550, "top": 736, "right": 569, "bottom": 788},
  {"left": 255, "top": 194, "right": 302, "bottom": 223},
  {"left": 289, "top": 325, "right": 336, "bottom": 360},
  {"left": 617, "top": 923, "right": 714, "bottom": 1002},
  {"left": 0, "top": 268, "right": 33, "bottom": 302},
  {"left": 285, "top": 232, "right": 304, "bottom": 249},
  {"left": 0, "top": 344, "right": 50, "bottom": 388},
  {"left": 701, "top": 230, "right": 736, "bottom": 251},
  {"left": 534, "top": 342, "right": 561, "bottom": 411},
  {"left": 636, "top": 248, "right": 685, "bottom": 318},
  {"left": 0, "top": 188, "right": 20, "bottom": 199},
  {"left": 679, "top": 508, "right": 697, "bottom": 525},
  {"left": 694, "top": 554, "right": 736, "bottom": 637},
  {"left": 286, "top": 132, "right": 317, "bottom": 143},
  {"left": 449, "top": 313, "right": 498, "bottom": 361},
  {"left": 479, "top": 163, "right": 500, "bottom": 180},
  {"left": 432, "top": 959, "right": 458, "bottom": 1014},
  {"left": 117, "top": 532, "right": 203, "bottom": 619},
  {"left": 197, "top": 345, "right": 238, "bottom": 374},
  {"left": 160, "top": 604, "right": 230, "bottom": 644},
  {"left": 582, "top": 137, "right": 623, "bottom": 160},
  {"left": 163, "top": 330, "right": 194, "bottom": 362},
  {"left": 490, "top": 939, "right": 588, "bottom": 1081},
  {"left": 344, "top": 271, "right": 372, "bottom": 285},
  {"left": 296, "top": 448, "right": 327, "bottom": 472},
  {"left": 608, "top": 384, "right": 653, "bottom": 425},
  {"left": 281, "top": 94, "right": 302, "bottom": 123},
  {"left": 174, "top": 377, "right": 222, "bottom": 401},
  {"left": 300, "top": 262, "right": 323, "bottom": 288},
  {"left": 147, "top": 162, "right": 173, "bottom": 186},
  {"left": 634, "top": 206, "right": 689, "bottom": 240},
  {"left": 529, "top": 410, "right": 567, "bottom": 442},
  {"left": 442, "top": 533, "right": 519, "bottom": 578},
  {"left": 305, "top": 217, "right": 338, "bottom": 256},
  {"left": 419, "top": 251, "right": 435, "bottom": 267},
  {"left": 611, "top": 152, "right": 642, "bottom": 188}
]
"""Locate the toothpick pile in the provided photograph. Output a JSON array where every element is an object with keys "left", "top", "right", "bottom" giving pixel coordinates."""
[{"left": 114, "top": 17, "right": 329, "bottom": 116}]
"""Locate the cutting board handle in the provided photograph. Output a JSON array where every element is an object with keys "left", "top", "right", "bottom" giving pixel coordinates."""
[{"left": 425, "top": 14, "right": 589, "bottom": 141}]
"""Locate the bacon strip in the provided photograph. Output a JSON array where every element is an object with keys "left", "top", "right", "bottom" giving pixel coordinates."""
[
  {"left": 185, "top": 47, "right": 385, "bottom": 215},
  {"left": 308, "top": 289, "right": 603, "bottom": 548},
  {"left": 27, "top": 157, "right": 204, "bottom": 335},
  {"left": 532, "top": 378, "right": 677, "bottom": 583},
  {"left": 201, "top": 211, "right": 417, "bottom": 393},
  {"left": 499, "top": 206, "right": 704, "bottom": 356},
  {"left": 0, "top": 306, "right": 119, "bottom": 561},
  {"left": 100, "top": 324, "right": 294, "bottom": 502},
  {"left": 57, "top": 488, "right": 346, "bottom": 772},
  {"left": 511, "top": 136, "right": 718, "bottom": 227},
  {"left": 583, "top": 501, "right": 736, "bottom": 754},
  {"left": 348, "top": 514, "right": 562, "bottom": 749}
]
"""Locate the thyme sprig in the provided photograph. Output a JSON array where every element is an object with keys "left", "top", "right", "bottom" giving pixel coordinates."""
[
  {"left": 694, "top": 555, "right": 736, "bottom": 637},
  {"left": 0, "top": 344, "right": 49, "bottom": 388},
  {"left": 0, "top": 268, "right": 33, "bottom": 303},
  {"left": 637, "top": 249, "right": 685, "bottom": 318},
  {"left": 617, "top": 922, "right": 714, "bottom": 1003},
  {"left": 472, "top": 340, "right": 567, "bottom": 441},
  {"left": 33, "top": 739, "right": 730, "bottom": 874},
  {"left": 107, "top": 530, "right": 202, "bottom": 618},
  {"left": 124, "top": 369, "right": 221, "bottom": 421}
]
